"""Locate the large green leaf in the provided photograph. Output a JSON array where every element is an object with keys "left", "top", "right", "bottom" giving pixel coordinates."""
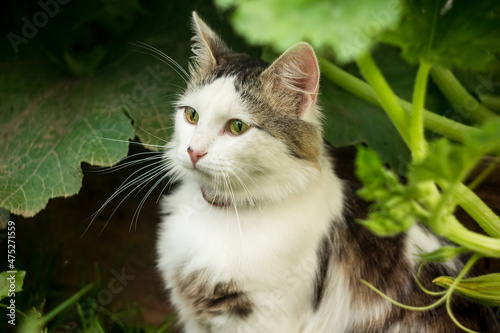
[
  {"left": 0, "top": 0, "right": 259, "bottom": 217},
  {"left": 217, "top": 0, "right": 403, "bottom": 63},
  {"left": 0, "top": 56, "right": 134, "bottom": 216},
  {"left": 382, "top": 0, "right": 500, "bottom": 71},
  {"left": 0, "top": 0, "right": 214, "bottom": 217}
]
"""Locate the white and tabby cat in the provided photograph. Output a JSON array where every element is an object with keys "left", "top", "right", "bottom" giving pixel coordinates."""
[{"left": 156, "top": 12, "right": 499, "bottom": 333}]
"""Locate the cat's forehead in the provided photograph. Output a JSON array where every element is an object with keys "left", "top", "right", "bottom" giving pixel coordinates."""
[
  {"left": 192, "top": 53, "right": 268, "bottom": 89},
  {"left": 179, "top": 76, "right": 251, "bottom": 122}
]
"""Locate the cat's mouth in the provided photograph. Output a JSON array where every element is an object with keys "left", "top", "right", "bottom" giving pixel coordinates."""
[{"left": 200, "top": 187, "right": 231, "bottom": 207}]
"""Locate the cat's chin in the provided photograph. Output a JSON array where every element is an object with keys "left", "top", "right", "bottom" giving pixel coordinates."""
[{"left": 200, "top": 186, "right": 231, "bottom": 207}]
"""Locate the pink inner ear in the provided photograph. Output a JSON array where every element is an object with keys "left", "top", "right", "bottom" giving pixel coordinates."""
[
  {"left": 262, "top": 42, "right": 320, "bottom": 117},
  {"left": 284, "top": 44, "right": 320, "bottom": 115},
  {"left": 293, "top": 46, "right": 320, "bottom": 96}
]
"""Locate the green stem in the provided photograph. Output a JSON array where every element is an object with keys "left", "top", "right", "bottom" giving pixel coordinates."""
[
  {"left": 453, "top": 183, "right": 500, "bottom": 238},
  {"left": 356, "top": 53, "right": 411, "bottom": 147},
  {"left": 430, "top": 67, "right": 498, "bottom": 123},
  {"left": 430, "top": 182, "right": 458, "bottom": 232},
  {"left": 411, "top": 60, "right": 432, "bottom": 162},
  {"left": 320, "top": 58, "right": 500, "bottom": 248},
  {"left": 479, "top": 94, "right": 500, "bottom": 113},
  {"left": 399, "top": 99, "right": 480, "bottom": 143},
  {"left": 444, "top": 217, "right": 500, "bottom": 257},
  {"left": 415, "top": 275, "right": 448, "bottom": 296},
  {"left": 446, "top": 296, "right": 479, "bottom": 333},
  {"left": 319, "top": 59, "right": 480, "bottom": 143},
  {"left": 0, "top": 303, "right": 28, "bottom": 318},
  {"left": 360, "top": 279, "right": 448, "bottom": 311},
  {"left": 38, "top": 283, "right": 94, "bottom": 326},
  {"left": 443, "top": 253, "right": 482, "bottom": 333}
]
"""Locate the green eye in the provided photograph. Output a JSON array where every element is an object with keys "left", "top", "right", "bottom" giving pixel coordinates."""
[
  {"left": 184, "top": 106, "right": 199, "bottom": 124},
  {"left": 229, "top": 119, "right": 250, "bottom": 135}
]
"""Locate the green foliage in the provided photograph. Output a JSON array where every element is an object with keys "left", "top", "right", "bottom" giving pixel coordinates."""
[
  {"left": 434, "top": 273, "right": 500, "bottom": 308},
  {"left": 416, "top": 246, "right": 468, "bottom": 264},
  {"left": 0, "top": 60, "right": 135, "bottom": 217},
  {"left": 382, "top": 0, "right": 500, "bottom": 71},
  {"left": 355, "top": 146, "right": 419, "bottom": 235},
  {"left": 0, "top": 0, "right": 195, "bottom": 217},
  {"left": 0, "top": 270, "right": 25, "bottom": 301},
  {"left": 321, "top": 72, "right": 411, "bottom": 171},
  {"left": 356, "top": 119, "right": 500, "bottom": 243},
  {"left": 17, "top": 283, "right": 177, "bottom": 333},
  {"left": 217, "top": 0, "right": 402, "bottom": 63},
  {"left": 411, "top": 120, "right": 500, "bottom": 188}
]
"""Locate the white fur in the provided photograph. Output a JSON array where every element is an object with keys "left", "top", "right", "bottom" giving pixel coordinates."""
[
  {"left": 158, "top": 157, "right": 344, "bottom": 332},
  {"left": 157, "top": 76, "right": 358, "bottom": 332}
]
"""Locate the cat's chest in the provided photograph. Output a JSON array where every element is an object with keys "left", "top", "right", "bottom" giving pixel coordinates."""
[
  {"left": 157, "top": 180, "right": 337, "bottom": 278},
  {"left": 156, "top": 173, "right": 345, "bottom": 332}
]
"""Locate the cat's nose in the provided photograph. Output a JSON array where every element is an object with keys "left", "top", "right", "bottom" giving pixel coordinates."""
[{"left": 187, "top": 147, "right": 207, "bottom": 166}]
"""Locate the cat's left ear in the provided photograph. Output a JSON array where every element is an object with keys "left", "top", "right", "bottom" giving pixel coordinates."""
[
  {"left": 261, "top": 42, "right": 320, "bottom": 118},
  {"left": 190, "top": 12, "right": 231, "bottom": 71}
]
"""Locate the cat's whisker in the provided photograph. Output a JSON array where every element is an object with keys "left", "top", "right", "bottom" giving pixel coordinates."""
[
  {"left": 100, "top": 163, "right": 168, "bottom": 235},
  {"left": 221, "top": 172, "right": 231, "bottom": 231},
  {"left": 226, "top": 161, "right": 260, "bottom": 192},
  {"left": 155, "top": 162, "right": 183, "bottom": 203},
  {"left": 132, "top": 41, "right": 190, "bottom": 80},
  {"left": 109, "top": 160, "right": 167, "bottom": 197},
  {"left": 230, "top": 160, "right": 266, "bottom": 173},
  {"left": 130, "top": 49, "right": 188, "bottom": 83},
  {"left": 86, "top": 160, "right": 164, "bottom": 224},
  {"left": 102, "top": 162, "right": 166, "bottom": 211},
  {"left": 133, "top": 160, "right": 179, "bottom": 196},
  {"left": 228, "top": 162, "right": 258, "bottom": 197},
  {"left": 133, "top": 123, "right": 169, "bottom": 145},
  {"left": 227, "top": 169, "right": 255, "bottom": 207},
  {"left": 99, "top": 166, "right": 164, "bottom": 235},
  {"left": 130, "top": 41, "right": 190, "bottom": 83},
  {"left": 84, "top": 161, "right": 167, "bottom": 237},
  {"left": 93, "top": 136, "right": 167, "bottom": 150},
  {"left": 156, "top": 175, "right": 177, "bottom": 203},
  {"left": 223, "top": 171, "right": 243, "bottom": 238},
  {"left": 132, "top": 170, "right": 170, "bottom": 233},
  {"left": 205, "top": 172, "right": 219, "bottom": 215},
  {"left": 88, "top": 154, "right": 165, "bottom": 174}
]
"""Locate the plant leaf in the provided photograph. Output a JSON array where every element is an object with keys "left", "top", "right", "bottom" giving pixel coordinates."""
[
  {"left": 0, "top": 0, "right": 202, "bottom": 217},
  {"left": 410, "top": 119, "right": 500, "bottom": 188},
  {"left": 382, "top": 0, "right": 500, "bottom": 71},
  {"left": 434, "top": 273, "right": 500, "bottom": 308},
  {"left": 321, "top": 76, "right": 411, "bottom": 172},
  {"left": 355, "top": 146, "right": 421, "bottom": 236},
  {"left": 417, "top": 246, "right": 468, "bottom": 263},
  {"left": 0, "top": 55, "right": 135, "bottom": 217},
  {"left": 0, "top": 270, "right": 26, "bottom": 301},
  {"left": 217, "top": 0, "right": 403, "bottom": 63}
]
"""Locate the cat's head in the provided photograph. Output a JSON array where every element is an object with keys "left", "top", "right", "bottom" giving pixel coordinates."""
[{"left": 166, "top": 12, "right": 324, "bottom": 208}]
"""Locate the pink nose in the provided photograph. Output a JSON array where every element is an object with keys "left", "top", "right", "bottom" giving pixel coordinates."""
[{"left": 187, "top": 147, "right": 207, "bottom": 166}]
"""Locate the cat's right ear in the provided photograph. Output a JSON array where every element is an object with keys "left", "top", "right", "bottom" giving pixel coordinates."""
[{"left": 190, "top": 12, "right": 231, "bottom": 72}]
